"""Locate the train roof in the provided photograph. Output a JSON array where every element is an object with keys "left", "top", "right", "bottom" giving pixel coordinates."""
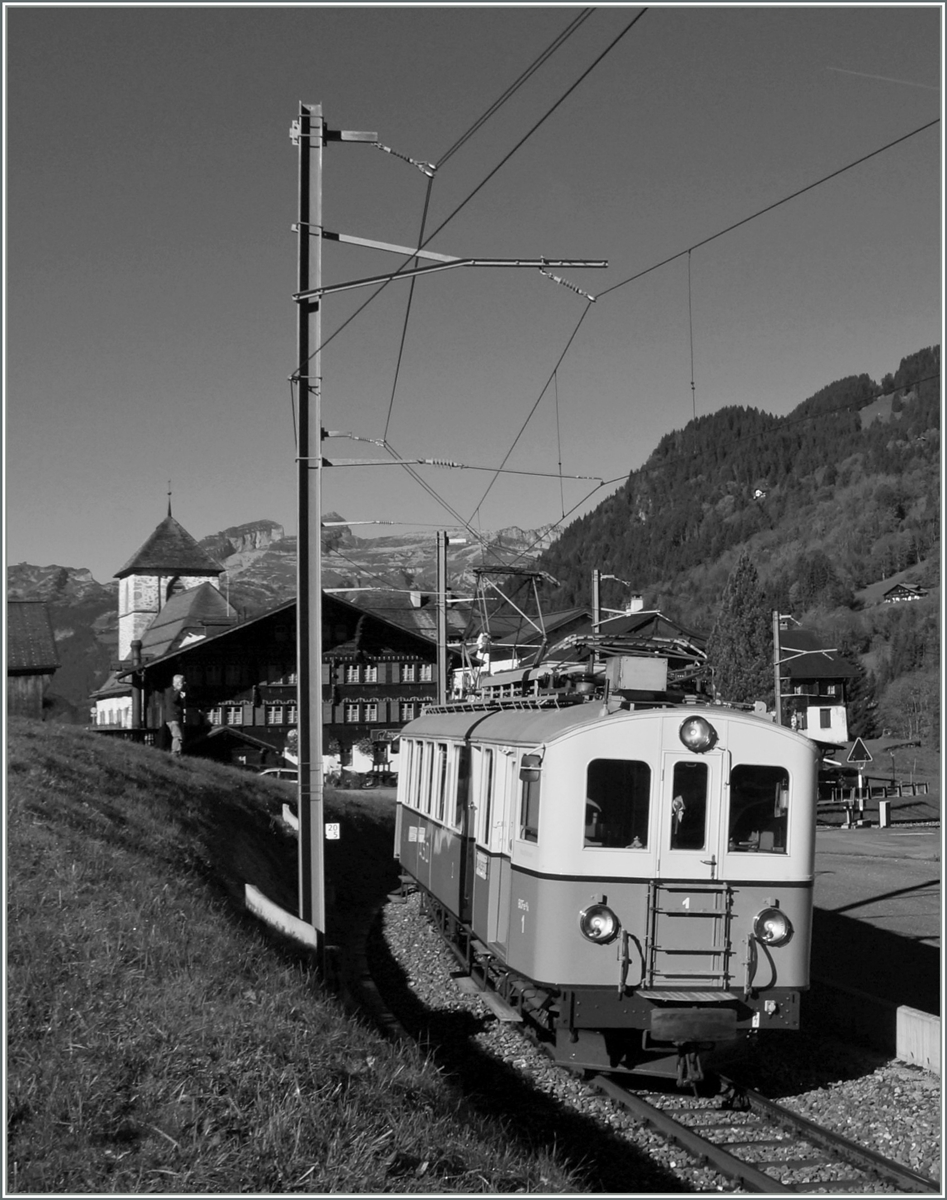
[
  {"left": 401, "top": 699, "right": 819, "bottom": 752},
  {"left": 401, "top": 701, "right": 604, "bottom": 746}
]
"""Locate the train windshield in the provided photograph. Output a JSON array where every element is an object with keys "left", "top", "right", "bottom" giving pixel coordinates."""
[
  {"left": 728, "top": 764, "right": 789, "bottom": 853},
  {"left": 584, "top": 759, "right": 651, "bottom": 848}
]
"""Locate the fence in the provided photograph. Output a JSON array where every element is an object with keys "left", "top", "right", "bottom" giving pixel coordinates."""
[{"left": 827, "top": 779, "right": 930, "bottom": 802}]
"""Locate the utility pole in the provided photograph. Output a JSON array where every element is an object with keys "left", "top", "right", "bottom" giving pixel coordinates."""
[
  {"left": 291, "top": 103, "right": 605, "bottom": 953},
  {"left": 295, "top": 102, "right": 325, "bottom": 949},
  {"left": 591, "top": 567, "right": 602, "bottom": 673},
  {"left": 436, "top": 531, "right": 449, "bottom": 706},
  {"left": 772, "top": 609, "right": 782, "bottom": 726}
]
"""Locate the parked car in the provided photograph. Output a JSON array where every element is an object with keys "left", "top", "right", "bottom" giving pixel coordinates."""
[{"left": 257, "top": 767, "right": 298, "bottom": 785}]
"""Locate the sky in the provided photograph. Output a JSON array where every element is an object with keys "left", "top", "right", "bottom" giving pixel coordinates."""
[{"left": 4, "top": 3, "right": 943, "bottom": 585}]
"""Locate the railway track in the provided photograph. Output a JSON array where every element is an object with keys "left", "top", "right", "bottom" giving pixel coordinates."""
[{"left": 589, "top": 1072, "right": 940, "bottom": 1194}]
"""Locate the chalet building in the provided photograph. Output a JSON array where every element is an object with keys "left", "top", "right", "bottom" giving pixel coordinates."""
[
  {"left": 113, "top": 594, "right": 455, "bottom": 768},
  {"left": 777, "top": 624, "right": 858, "bottom": 747},
  {"left": 91, "top": 510, "right": 458, "bottom": 769},
  {"left": 7, "top": 601, "right": 60, "bottom": 719},
  {"left": 883, "top": 582, "right": 929, "bottom": 603}
]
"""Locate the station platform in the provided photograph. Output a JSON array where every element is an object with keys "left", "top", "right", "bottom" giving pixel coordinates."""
[{"left": 805, "top": 823, "right": 941, "bottom": 1069}]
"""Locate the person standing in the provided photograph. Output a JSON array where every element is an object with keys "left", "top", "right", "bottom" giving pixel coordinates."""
[{"left": 165, "top": 674, "right": 187, "bottom": 756}]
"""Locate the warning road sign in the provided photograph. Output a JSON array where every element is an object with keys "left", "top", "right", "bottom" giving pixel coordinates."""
[{"left": 846, "top": 737, "right": 873, "bottom": 764}]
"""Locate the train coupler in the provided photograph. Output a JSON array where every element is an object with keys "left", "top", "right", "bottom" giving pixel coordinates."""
[{"left": 675, "top": 1046, "right": 704, "bottom": 1090}]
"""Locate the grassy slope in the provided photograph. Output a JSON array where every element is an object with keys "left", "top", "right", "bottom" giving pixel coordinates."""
[{"left": 6, "top": 719, "right": 582, "bottom": 1194}]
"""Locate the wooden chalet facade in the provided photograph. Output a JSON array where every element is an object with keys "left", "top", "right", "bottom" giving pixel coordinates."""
[
  {"left": 777, "top": 625, "right": 858, "bottom": 747},
  {"left": 7, "top": 601, "right": 60, "bottom": 719},
  {"left": 883, "top": 582, "right": 929, "bottom": 603},
  {"left": 114, "top": 593, "right": 456, "bottom": 769}
]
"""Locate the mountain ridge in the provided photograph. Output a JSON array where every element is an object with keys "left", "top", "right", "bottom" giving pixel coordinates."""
[{"left": 8, "top": 345, "right": 939, "bottom": 735}]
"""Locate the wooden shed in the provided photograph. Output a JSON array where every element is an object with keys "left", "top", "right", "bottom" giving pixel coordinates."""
[{"left": 7, "top": 601, "right": 60, "bottom": 719}]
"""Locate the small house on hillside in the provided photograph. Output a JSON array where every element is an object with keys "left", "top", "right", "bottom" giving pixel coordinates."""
[
  {"left": 883, "top": 583, "right": 929, "bottom": 604},
  {"left": 7, "top": 601, "right": 60, "bottom": 719}
]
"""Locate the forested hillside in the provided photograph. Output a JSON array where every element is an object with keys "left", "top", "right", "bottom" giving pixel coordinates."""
[{"left": 536, "top": 346, "right": 940, "bottom": 743}]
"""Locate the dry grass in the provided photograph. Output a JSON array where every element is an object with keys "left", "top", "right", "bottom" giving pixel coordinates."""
[{"left": 6, "top": 718, "right": 585, "bottom": 1193}]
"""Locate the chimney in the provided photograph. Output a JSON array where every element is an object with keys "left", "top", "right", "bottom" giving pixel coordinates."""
[
  {"left": 409, "top": 590, "right": 428, "bottom": 608},
  {"left": 626, "top": 593, "right": 644, "bottom": 614}
]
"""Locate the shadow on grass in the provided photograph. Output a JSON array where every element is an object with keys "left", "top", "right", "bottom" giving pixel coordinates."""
[{"left": 364, "top": 914, "right": 695, "bottom": 1194}]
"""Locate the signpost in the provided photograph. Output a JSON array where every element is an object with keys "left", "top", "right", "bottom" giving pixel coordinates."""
[{"left": 846, "top": 737, "right": 873, "bottom": 822}]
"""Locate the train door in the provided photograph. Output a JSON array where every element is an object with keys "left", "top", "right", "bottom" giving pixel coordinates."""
[
  {"left": 466, "top": 745, "right": 492, "bottom": 936},
  {"left": 415, "top": 740, "right": 438, "bottom": 892},
  {"left": 487, "top": 749, "right": 515, "bottom": 952},
  {"left": 649, "top": 750, "right": 733, "bottom": 989},
  {"left": 455, "top": 745, "right": 474, "bottom": 924},
  {"left": 656, "top": 752, "right": 727, "bottom": 879}
]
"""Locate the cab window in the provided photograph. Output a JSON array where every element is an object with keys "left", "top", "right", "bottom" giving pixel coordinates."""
[
  {"left": 519, "top": 775, "right": 540, "bottom": 843},
  {"left": 585, "top": 759, "right": 651, "bottom": 848},
  {"left": 729, "top": 765, "right": 789, "bottom": 853},
  {"left": 670, "top": 761, "right": 708, "bottom": 850}
]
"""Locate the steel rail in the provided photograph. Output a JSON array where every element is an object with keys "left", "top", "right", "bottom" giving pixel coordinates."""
[
  {"left": 730, "top": 1078, "right": 941, "bottom": 1194},
  {"left": 373, "top": 891, "right": 939, "bottom": 1194},
  {"left": 591, "top": 1072, "right": 941, "bottom": 1194},
  {"left": 591, "top": 1074, "right": 795, "bottom": 1193}
]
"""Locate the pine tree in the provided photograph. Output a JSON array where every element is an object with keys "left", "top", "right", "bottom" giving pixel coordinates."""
[{"left": 706, "top": 550, "right": 773, "bottom": 705}]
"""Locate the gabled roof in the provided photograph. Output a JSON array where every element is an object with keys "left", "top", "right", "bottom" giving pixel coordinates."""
[
  {"left": 115, "top": 515, "right": 223, "bottom": 579},
  {"left": 138, "top": 582, "right": 237, "bottom": 660},
  {"left": 597, "top": 610, "right": 706, "bottom": 644},
  {"left": 93, "top": 584, "right": 238, "bottom": 699},
  {"left": 118, "top": 591, "right": 453, "bottom": 680},
  {"left": 6, "top": 601, "right": 60, "bottom": 673},
  {"left": 490, "top": 608, "right": 590, "bottom": 648},
  {"left": 328, "top": 589, "right": 471, "bottom": 641},
  {"left": 883, "top": 582, "right": 928, "bottom": 597},
  {"left": 778, "top": 628, "right": 859, "bottom": 679},
  {"left": 90, "top": 669, "right": 130, "bottom": 700}
]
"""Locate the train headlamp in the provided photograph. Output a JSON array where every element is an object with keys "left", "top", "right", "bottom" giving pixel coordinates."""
[
  {"left": 753, "top": 907, "right": 793, "bottom": 946},
  {"left": 578, "top": 903, "right": 620, "bottom": 944},
  {"left": 679, "top": 716, "right": 718, "bottom": 753}
]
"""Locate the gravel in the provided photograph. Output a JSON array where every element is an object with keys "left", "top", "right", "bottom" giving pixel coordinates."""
[{"left": 371, "top": 892, "right": 941, "bottom": 1193}]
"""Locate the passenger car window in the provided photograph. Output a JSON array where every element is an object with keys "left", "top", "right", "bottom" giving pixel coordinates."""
[
  {"left": 585, "top": 759, "right": 651, "bottom": 848},
  {"left": 729, "top": 764, "right": 789, "bottom": 853}
]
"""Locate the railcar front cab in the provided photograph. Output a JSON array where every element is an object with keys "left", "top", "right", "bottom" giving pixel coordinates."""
[{"left": 512, "top": 708, "right": 818, "bottom": 1081}]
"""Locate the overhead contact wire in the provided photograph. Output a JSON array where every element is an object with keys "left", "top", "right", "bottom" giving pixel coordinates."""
[
  {"left": 599, "top": 117, "right": 940, "bottom": 298},
  {"left": 378, "top": 7, "right": 604, "bottom": 560},
  {"left": 295, "top": 9, "right": 646, "bottom": 378},
  {"left": 435, "top": 7, "right": 596, "bottom": 168},
  {"left": 383, "top": 174, "right": 436, "bottom": 444},
  {"left": 469, "top": 114, "right": 939, "bottom": 537},
  {"left": 468, "top": 300, "right": 595, "bottom": 524},
  {"left": 420, "top": 9, "right": 647, "bottom": 251}
]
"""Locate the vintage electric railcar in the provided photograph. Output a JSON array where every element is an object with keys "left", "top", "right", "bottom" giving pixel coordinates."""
[{"left": 394, "top": 691, "right": 819, "bottom": 1081}]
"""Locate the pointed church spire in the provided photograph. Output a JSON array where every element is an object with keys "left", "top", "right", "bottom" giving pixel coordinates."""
[{"left": 167, "top": 480, "right": 172, "bottom": 518}]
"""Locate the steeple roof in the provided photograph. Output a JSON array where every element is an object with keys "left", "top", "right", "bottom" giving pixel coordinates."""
[{"left": 114, "top": 515, "right": 223, "bottom": 579}]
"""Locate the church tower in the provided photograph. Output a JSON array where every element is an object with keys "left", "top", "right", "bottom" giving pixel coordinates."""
[{"left": 115, "top": 504, "right": 224, "bottom": 660}]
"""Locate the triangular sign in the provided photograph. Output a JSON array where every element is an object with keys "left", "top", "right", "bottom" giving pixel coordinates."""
[{"left": 847, "top": 737, "right": 873, "bottom": 764}]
